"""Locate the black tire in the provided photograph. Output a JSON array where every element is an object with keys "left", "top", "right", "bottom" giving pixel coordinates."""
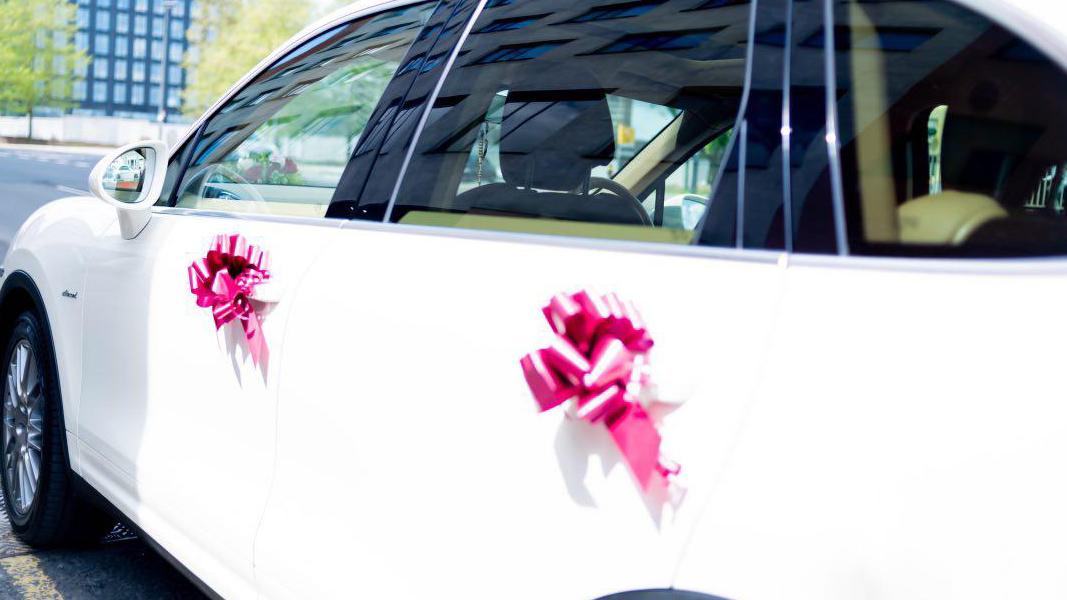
[{"left": 0, "top": 310, "right": 112, "bottom": 546}]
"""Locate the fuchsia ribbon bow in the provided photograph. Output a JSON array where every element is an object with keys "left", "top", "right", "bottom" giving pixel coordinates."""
[
  {"left": 520, "top": 290, "right": 679, "bottom": 490},
  {"left": 188, "top": 234, "right": 271, "bottom": 367}
]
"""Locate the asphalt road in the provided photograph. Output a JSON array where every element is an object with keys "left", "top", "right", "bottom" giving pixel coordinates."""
[
  {"left": 0, "top": 146, "right": 207, "bottom": 599},
  {"left": 0, "top": 147, "right": 100, "bottom": 259}
]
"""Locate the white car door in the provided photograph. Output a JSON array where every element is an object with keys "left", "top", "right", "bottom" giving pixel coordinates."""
[
  {"left": 676, "top": 1, "right": 1067, "bottom": 598},
  {"left": 253, "top": 0, "right": 787, "bottom": 597},
  {"left": 77, "top": 6, "right": 435, "bottom": 599}
]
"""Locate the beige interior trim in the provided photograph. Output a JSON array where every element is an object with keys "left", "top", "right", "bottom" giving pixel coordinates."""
[
  {"left": 399, "top": 211, "right": 694, "bottom": 244},
  {"left": 614, "top": 113, "right": 685, "bottom": 193},
  {"left": 897, "top": 191, "right": 1007, "bottom": 245},
  {"left": 849, "top": 3, "right": 899, "bottom": 244}
]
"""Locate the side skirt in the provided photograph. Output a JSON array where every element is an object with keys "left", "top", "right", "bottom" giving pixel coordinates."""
[{"left": 70, "top": 473, "right": 225, "bottom": 600}]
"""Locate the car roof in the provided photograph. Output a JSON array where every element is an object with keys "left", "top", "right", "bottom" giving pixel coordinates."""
[
  {"left": 293, "top": 0, "right": 406, "bottom": 44},
  {"left": 307, "top": 0, "right": 1067, "bottom": 63}
]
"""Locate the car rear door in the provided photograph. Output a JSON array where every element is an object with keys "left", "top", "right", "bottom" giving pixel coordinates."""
[
  {"left": 677, "top": 1, "right": 1067, "bottom": 598},
  {"left": 253, "top": 0, "right": 789, "bottom": 597},
  {"left": 77, "top": 6, "right": 436, "bottom": 600}
]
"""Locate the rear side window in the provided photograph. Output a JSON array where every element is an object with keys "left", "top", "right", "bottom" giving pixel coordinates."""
[
  {"left": 391, "top": 0, "right": 751, "bottom": 245},
  {"left": 831, "top": 0, "right": 1067, "bottom": 257}
]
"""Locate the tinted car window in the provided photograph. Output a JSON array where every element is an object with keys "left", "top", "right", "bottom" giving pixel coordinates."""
[
  {"left": 328, "top": 0, "right": 480, "bottom": 221},
  {"left": 829, "top": 0, "right": 1067, "bottom": 257},
  {"left": 391, "top": 0, "right": 751, "bottom": 245},
  {"left": 170, "top": 2, "right": 435, "bottom": 218}
]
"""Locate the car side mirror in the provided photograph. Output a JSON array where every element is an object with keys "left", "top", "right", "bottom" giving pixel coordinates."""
[{"left": 89, "top": 140, "right": 168, "bottom": 240}]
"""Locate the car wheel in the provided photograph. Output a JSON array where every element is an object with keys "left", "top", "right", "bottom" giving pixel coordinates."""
[{"left": 1, "top": 310, "right": 111, "bottom": 546}]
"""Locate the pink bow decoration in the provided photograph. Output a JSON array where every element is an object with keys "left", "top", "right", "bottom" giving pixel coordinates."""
[
  {"left": 188, "top": 234, "right": 271, "bottom": 367},
  {"left": 520, "top": 290, "right": 679, "bottom": 490}
]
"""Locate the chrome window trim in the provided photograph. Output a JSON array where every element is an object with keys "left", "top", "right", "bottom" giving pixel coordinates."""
[
  {"left": 789, "top": 251, "right": 1067, "bottom": 276},
  {"left": 780, "top": 0, "right": 794, "bottom": 253},
  {"left": 734, "top": 119, "right": 748, "bottom": 250},
  {"left": 692, "top": 0, "right": 758, "bottom": 248}
]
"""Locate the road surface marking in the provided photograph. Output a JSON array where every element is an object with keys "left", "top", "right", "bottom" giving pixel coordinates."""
[
  {"left": 0, "top": 555, "right": 63, "bottom": 599},
  {"left": 56, "top": 185, "right": 90, "bottom": 196}
]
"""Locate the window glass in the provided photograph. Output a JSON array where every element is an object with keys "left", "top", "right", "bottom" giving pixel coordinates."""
[
  {"left": 831, "top": 0, "right": 1067, "bottom": 256},
  {"left": 392, "top": 0, "right": 750, "bottom": 245},
  {"left": 325, "top": 0, "right": 480, "bottom": 220},
  {"left": 171, "top": 3, "right": 436, "bottom": 217}
]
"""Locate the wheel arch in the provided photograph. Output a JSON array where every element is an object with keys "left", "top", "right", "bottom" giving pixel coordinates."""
[{"left": 0, "top": 271, "right": 76, "bottom": 473}]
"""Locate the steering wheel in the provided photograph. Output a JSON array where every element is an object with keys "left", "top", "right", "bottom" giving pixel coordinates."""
[
  {"left": 589, "top": 176, "right": 652, "bottom": 226},
  {"left": 198, "top": 164, "right": 267, "bottom": 206}
]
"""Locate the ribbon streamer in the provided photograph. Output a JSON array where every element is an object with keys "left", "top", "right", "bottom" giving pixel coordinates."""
[
  {"left": 520, "top": 290, "right": 679, "bottom": 490},
  {"left": 188, "top": 233, "right": 271, "bottom": 367}
]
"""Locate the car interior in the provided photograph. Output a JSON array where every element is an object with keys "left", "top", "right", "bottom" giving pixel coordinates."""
[
  {"left": 392, "top": 0, "right": 750, "bottom": 244},
  {"left": 170, "top": 4, "right": 436, "bottom": 218},
  {"left": 837, "top": 0, "right": 1067, "bottom": 256}
]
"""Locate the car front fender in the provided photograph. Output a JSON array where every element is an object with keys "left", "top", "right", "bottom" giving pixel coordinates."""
[{"left": 0, "top": 195, "right": 115, "bottom": 474}]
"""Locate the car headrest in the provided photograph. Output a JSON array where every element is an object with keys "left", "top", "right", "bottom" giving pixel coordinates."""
[
  {"left": 498, "top": 87, "right": 615, "bottom": 192},
  {"left": 897, "top": 190, "right": 1007, "bottom": 245}
]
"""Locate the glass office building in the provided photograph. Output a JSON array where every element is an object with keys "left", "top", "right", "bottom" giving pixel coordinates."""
[{"left": 72, "top": 0, "right": 193, "bottom": 119}]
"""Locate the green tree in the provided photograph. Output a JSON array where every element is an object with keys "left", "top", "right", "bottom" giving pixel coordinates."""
[
  {"left": 182, "top": 0, "right": 315, "bottom": 117},
  {"left": 0, "top": 0, "right": 88, "bottom": 139}
]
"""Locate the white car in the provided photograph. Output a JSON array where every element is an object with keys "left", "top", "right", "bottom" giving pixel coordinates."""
[{"left": 4, "top": 0, "right": 1067, "bottom": 598}]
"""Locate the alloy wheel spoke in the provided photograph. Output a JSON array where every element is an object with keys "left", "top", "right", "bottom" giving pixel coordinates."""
[
  {"left": 25, "top": 391, "right": 42, "bottom": 419},
  {"left": 5, "top": 373, "right": 17, "bottom": 410},
  {"left": 22, "top": 356, "right": 38, "bottom": 401},
  {"left": 16, "top": 455, "right": 29, "bottom": 510},
  {"left": 14, "top": 344, "right": 26, "bottom": 400},
  {"left": 24, "top": 451, "right": 38, "bottom": 495},
  {"left": 3, "top": 436, "right": 16, "bottom": 470},
  {"left": 3, "top": 341, "right": 41, "bottom": 516}
]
